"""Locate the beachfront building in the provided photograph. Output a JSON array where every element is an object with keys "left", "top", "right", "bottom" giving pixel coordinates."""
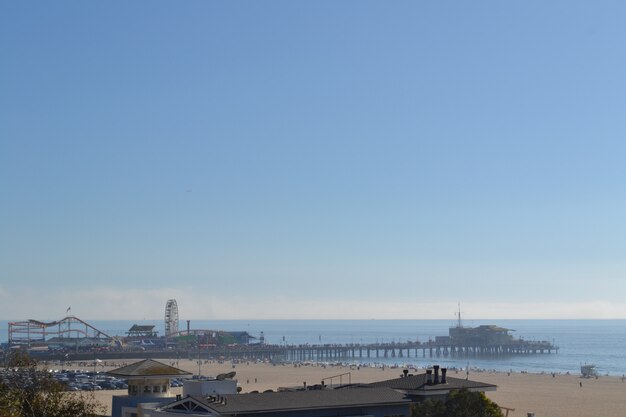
[
  {"left": 109, "top": 362, "right": 496, "bottom": 417},
  {"left": 108, "top": 359, "right": 192, "bottom": 417},
  {"left": 368, "top": 365, "right": 497, "bottom": 401},
  {"left": 140, "top": 387, "right": 412, "bottom": 417},
  {"left": 108, "top": 359, "right": 241, "bottom": 417}
]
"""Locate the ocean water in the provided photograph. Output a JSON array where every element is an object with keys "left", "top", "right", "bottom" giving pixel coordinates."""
[{"left": 2, "top": 319, "right": 625, "bottom": 376}]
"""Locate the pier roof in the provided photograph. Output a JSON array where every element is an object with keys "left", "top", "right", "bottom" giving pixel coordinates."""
[
  {"left": 128, "top": 324, "right": 155, "bottom": 332},
  {"left": 475, "top": 325, "right": 513, "bottom": 332}
]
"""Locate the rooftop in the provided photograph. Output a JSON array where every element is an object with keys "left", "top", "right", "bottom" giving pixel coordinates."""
[
  {"left": 127, "top": 324, "right": 156, "bottom": 332},
  {"left": 107, "top": 359, "right": 192, "bottom": 378},
  {"left": 162, "top": 387, "right": 410, "bottom": 415},
  {"left": 369, "top": 371, "right": 497, "bottom": 393}
]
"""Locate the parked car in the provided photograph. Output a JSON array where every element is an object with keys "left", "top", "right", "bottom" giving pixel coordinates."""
[
  {"left": 98, "top": 381, "right": 118, "bottom": 390},
  {"left": 113, "top": 380, "right": 128, "bottom": 389}
]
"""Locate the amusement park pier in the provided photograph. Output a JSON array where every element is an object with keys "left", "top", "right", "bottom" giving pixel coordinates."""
[{"left": 4, "top": 300, "right": 558, "bottom": 363}]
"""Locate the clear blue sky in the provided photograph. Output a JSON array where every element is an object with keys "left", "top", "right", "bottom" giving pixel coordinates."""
[{"left": 2, "top": 1, "right": 626, "bottom": 320}]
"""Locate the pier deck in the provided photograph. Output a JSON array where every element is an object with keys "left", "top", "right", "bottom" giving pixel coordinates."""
[{"left": 18, "top": 340, "right": 558, "bottom": 363}]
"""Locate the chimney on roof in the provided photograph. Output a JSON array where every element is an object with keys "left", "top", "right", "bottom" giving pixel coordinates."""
[
  {"left": 403, "top": 369, "right": 409, "bottom": 377},
  {"left": 441, "top": 368, "right": 447, "bottom": 384},
  {"left": 433, "top": 365, "right": 440, "bottom": 384},
  {"left": 176, "top": 394, "right": 181, "bottom": 401},
  {"left": 426, "top": 369, "right": 433, "bottom": 384}
]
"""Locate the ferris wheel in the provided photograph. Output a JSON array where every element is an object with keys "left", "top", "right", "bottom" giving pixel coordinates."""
[{"left": 164, "top": 299, "right": 179, "bottom": 337}]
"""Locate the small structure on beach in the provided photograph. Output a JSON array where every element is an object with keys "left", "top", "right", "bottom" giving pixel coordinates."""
[{"left": 581, "top": 364, "right": 599, "bottom": 378}]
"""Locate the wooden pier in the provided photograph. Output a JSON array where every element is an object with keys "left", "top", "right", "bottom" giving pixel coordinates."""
[
  {"left": 26, "top": 339, "right": 558, "bottom": 363},
  {"left": 274, "top": 340, "right": 558, "bottom": 362}
]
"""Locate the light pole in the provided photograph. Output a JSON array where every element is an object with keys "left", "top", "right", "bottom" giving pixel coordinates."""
[{"left": 93, "top": 354, "right": 97, "bottom": 387}]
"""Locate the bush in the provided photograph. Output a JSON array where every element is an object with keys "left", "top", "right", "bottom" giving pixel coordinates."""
[
  {"left": 0, "top": 351, "right": 104, "bottom": 417},
  {"left": 412, "top": 388, "right": 504, "bottom": 417}
]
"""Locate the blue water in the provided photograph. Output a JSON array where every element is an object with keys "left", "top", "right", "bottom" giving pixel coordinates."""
[{"left": 3, "top": 319, "right": 625, "bottom": 376}]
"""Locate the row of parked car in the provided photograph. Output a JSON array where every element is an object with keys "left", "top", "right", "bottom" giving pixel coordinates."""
[
  {"left": 170, "top": 379, "right": 184, "bottom": 387},
  {"left": 51, "top": 369, "right": 129, "bottom": 391}
]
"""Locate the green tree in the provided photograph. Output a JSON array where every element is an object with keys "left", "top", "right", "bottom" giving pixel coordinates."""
[
  {"left": 412, "top": 388, "right": 504, "bottom": 417},
  {"left": 0, "top": 351, "right": 103, "bottom": 417},
  {"left": 412, "top": 398, "right": 447, "bottom": 417}
]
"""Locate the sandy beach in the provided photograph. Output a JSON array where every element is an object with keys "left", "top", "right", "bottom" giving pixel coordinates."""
[{"left": 47, "top": 359, "right": 626, "bottom": 417}]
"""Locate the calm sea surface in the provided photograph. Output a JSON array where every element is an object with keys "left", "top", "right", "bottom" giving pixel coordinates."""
[{"left": 2, "top": 319, "right": 625, "bottom": 376}]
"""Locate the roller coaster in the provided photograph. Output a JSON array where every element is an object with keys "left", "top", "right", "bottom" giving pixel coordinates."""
[{"left": 8, "top": 316, "right": 113, "bottom": 348}]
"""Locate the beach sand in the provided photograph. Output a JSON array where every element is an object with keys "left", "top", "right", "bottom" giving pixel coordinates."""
[{"left": 48, "top": 359, "right": 625, "bottom": 417}]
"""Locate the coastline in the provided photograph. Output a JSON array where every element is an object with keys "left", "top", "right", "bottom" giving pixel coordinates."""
[
  {"left": 44, "top": 359, "right": 626, "bottom": 417},
  {"left": 9, "top": 318, "right": 626, "bottom": 376}
]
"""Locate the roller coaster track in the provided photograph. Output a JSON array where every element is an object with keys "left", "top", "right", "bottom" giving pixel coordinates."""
[{"left": 8, "top": 316, "right": 112, "bottom": 346}]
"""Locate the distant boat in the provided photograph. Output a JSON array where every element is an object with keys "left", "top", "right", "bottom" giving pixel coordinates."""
[{"left": 581, "top": 364, "right": 598, "bottom": 378}]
